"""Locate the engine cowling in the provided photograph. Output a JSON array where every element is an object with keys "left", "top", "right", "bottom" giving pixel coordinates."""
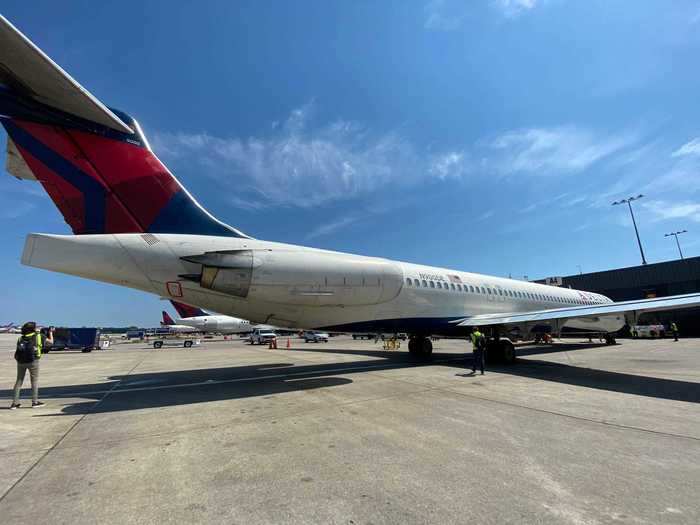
[{"left": 182, "top": 249, "right": 403, "bottom": 307}]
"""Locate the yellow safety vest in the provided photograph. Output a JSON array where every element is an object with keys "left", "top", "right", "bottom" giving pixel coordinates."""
[{"left": 471, "top": 331, "right": 483, "bottom": 347}]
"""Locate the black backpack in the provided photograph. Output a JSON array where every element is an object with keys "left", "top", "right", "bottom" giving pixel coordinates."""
[{"left": 15, "top": 335, "right": 37, "bottom": 364}]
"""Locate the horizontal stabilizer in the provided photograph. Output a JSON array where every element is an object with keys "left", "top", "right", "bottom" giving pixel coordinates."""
[
  {"left": 0, "top": 15, "right": 132, "bottom": 133},
  {"left": 454, "top": 293, "right": 700, "bottom": 327}
]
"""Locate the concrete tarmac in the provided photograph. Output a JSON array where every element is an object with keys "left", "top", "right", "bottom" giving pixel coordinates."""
[{"left": 1, "top": 334, "right": 699, "bottom": 524}]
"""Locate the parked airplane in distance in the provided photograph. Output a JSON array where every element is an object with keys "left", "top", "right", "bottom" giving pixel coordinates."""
[
  {"left": 0, "top": 323, "right": 20, "bottom": 334},
  {"left": 160, "top": 311, "right": 199, "bottom": 334},
  {"left": 2, "top": 15, "right": 699, "bottom": 364},
  {"left": 165, "top": 301, "right": 257, "bottom": 334}
]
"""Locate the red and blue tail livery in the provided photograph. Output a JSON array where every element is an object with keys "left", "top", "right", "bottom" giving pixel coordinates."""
[
  {"left": 0, "top": 15, "right": 248, "bottom": 239},
  {"left": 161, "top": 311, "right": 176, "bottom": 326},
  {"left": 171, "top": 300, "right": 207, "bottom": 319}
]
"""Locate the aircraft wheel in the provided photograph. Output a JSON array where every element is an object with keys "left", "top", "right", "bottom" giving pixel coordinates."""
[
  {"left": 604, "top": 334, "right": 616, "bottom": 345},
  {"left": 153, "top": 341, "right": 163, "bottom": 349},
  {"left": 409, "top": 337, "right": 432, "bottom": 358},
  {"left": 184, "top": 341, "right": 193, "bottom": 348}
]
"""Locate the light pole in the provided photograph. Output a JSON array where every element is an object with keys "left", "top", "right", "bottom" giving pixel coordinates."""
[
  {"left": 664, "top": 230, "right": 687, "bottom": 259},
  {"left": 612, "top": 194, "right": 647, "bottom": 265}
]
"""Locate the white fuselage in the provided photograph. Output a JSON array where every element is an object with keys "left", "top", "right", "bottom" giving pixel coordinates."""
[
  {"left": 22, "top": 233, "right": 625, "bottom": 336},
  {"left": 161, "top": 323, "right": 198, "bottom": 334},
  {"left": 173, "top": 314, "right": 255, "bottom": 334}
]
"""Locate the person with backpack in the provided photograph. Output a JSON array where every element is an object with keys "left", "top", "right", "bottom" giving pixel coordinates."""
[
  {"left": 471, "top": 327, "right": 486, "bottom": 375},
  {"left": 10, "top": 322, "right": 53, "bottom": 409}
]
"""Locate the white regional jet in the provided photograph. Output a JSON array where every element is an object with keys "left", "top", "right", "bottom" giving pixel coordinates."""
[
  {"left": 164, "top": 301, "right": 256, "bottom": 335},
  {"left": 2, "top": 15, "right": 699, "bottom": 364}
]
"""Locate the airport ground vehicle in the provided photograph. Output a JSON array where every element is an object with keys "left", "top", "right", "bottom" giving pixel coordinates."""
[
  {"left": 124, "top": 330, "right": 146, "bottom": 340},
  {"left": 352, "top": 334, "right": 376, "bottom": 340},
  {"left": 153, "top": 338, "right": 199, "bottom": 349},
  {"left": 632, "top": 324, "right": 666, "bottom": 338},
  {"left": 303, "top": 331, "right": 329, "bottom": 343},
  {"left": 43, "top": 328, "right": 101, "bottom": 353},
  {"left": 250, "top": 329, "right": 277, "bottom": 345},
  {"left": 3, "top": 15, "right": 700, "bottom": 366}
]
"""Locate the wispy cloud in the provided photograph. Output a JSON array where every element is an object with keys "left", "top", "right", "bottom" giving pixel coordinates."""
[
  {"left": 424, "top": 0, "right": 540, "bottom": 31},
  {"left": 642, "top": 200, "right": 700, "bottom": 223},
  {"left": 487, "top": 126, "right": 637, "bottom": 176},
  {"left": 153, "top": 103, "right": 468, "bottom": 210},
  {"left": 424, "top": 0, "right": 465, "bottom": 31},
  {"left": 492, "top": 0, "right": 538, "bottom": 18},
  {"left": 305, "top": 214, "right": 364, "bottom": 240},
  {"left": 671, "top": 138, "right": 700, "bottom": 158},
  {"left": 0, "top": 200, "right": 36, "bottom": 219}
]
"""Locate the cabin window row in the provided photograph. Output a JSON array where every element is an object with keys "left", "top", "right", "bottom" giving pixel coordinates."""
[{"left": 404, "top": 277, "right": 604, "bottom": 305}]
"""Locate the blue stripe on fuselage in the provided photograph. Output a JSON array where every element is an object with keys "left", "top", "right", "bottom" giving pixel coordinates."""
[{"left": 319, "top": 316, "right": 467, "bottom": 336}]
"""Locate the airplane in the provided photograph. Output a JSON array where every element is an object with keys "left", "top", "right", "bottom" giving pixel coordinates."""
[
  {"left": 164, "top": 301, "right": 256, "bottom": 334},
  {"left": 1, "top": 14, "right": 699, "bottom": 365},
  {"left": 159, "top": 311, "right": 199, "bottom": 334},
  {"left": 0, "top": 323, "right": 20, "bottom": 334}
]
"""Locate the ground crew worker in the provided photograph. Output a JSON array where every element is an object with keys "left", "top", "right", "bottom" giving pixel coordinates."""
[
  {"left": 471, "top": 327, "right": 486, "bottom": 375},
  {"left": 671, "top": 321, "right": 679, "bottom": 342},
  {"left": 10, "top": 322, "right": 53, "bottom": 409}
]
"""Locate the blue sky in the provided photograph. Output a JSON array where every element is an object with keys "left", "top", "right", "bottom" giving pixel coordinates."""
[{"left": 2, "top": 0, "right": 700, "bottom": 326}]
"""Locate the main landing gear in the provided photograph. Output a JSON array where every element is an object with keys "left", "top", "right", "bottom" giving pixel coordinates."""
[
  {"left": 604, "top": 333, "right": 617, "bottom": 345},
  {"left": 485, "top": 338, "right": 516, "bottom": 365},
  {"left": 408, "top": 336, "right": 433, "bottom": 358}
]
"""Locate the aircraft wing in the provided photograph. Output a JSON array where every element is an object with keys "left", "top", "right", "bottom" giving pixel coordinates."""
[
  {"left": 453, "top": 293, "right": 700, "bottom": 327},
  {"left": 0, "top": 14, "right": 132, "bottom": 133}
]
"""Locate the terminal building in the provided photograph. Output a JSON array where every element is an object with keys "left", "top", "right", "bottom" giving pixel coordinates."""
[{"left": 538, "top": 256, "right": 700, "bottom": 336}]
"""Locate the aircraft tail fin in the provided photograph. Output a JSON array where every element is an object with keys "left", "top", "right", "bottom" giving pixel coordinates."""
[
  {"left": 171, "top": 300, "right": 207, "bottom": 319},
  {"left": 161, "top": 311, "right": 175, "bottom": 326},
  {"left": 0, "top": 15, "right": 249, "bottom": 239}
]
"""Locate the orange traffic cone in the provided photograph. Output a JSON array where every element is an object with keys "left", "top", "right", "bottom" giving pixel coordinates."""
[{"left": 286, "top": 337, "right": 291, "bottom": 349}]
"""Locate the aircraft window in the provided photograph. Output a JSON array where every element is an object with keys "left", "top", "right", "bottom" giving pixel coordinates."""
[
  {"left": 487, "top": 288, "right": 492, "bottom": 294},
  {"left": 469, "top": 285, "right": 475, "bottom": 293},
  {"left": 406, "top": 278, "right": 412, "bottom": 286},
  {"left": 498, "top": 289, "right": 502, "bottom": 296},
  {"left": 414, "top": 279, "right": 420, "bottom": 286},
  {"left": 480, "top": 287, "right": 486, "bottom": 294},
  {"left": 436, "top": 282, "right": 442, "bottom": 289},
  {"left": 456, "top": 284, "right": 461, "bottom": 291},
  {"left": 509, "top": 290, "right": 514, "bottom": 297},
  {"left": 422, "top": 280, "right": 428, "bottom": 287},
  {"left": 451, "top": 283, "right": 456, "bottom": 290},
  {"left": 430, "top": 281, "right": 435, "bottom": 288}
]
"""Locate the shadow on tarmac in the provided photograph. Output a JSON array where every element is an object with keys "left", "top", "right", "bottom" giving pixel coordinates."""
[{"left": 2, "top": 343, "right": 699, "bottom": 414}]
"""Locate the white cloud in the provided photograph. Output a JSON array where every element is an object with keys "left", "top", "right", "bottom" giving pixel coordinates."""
[
  {"left": 424, "top": 0, "right": 465, "bottom": 31},
  {"left": 0, "top": 200, "right": 36, "bottom": 219},
  {"left": 153, "top": 103, "right": 470, "bottom": 209},
  {"left": 305, "top": 214, "right": 363, "bottom": 240},
  {"left": 488, "top": 126, "right": 636, "bottom": 176},
  {"left": 429, "top": 151, "right": 469, "bottom": 179},
  {"left": 492, "top": 0, "right": 538, "bottom": 18},
  {"left": 424, "top": 0, "right": 540, "bottom": 30},
  {"left": 642, "top": 200, "right": 700, "bottom": 223},
  {"left": 671, "top": 138, "right": 700, "bottom": 158}
]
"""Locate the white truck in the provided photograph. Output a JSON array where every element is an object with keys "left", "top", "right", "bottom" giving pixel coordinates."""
[{"left": 250, "top": 328, "right": 277, "bottom": 345}]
